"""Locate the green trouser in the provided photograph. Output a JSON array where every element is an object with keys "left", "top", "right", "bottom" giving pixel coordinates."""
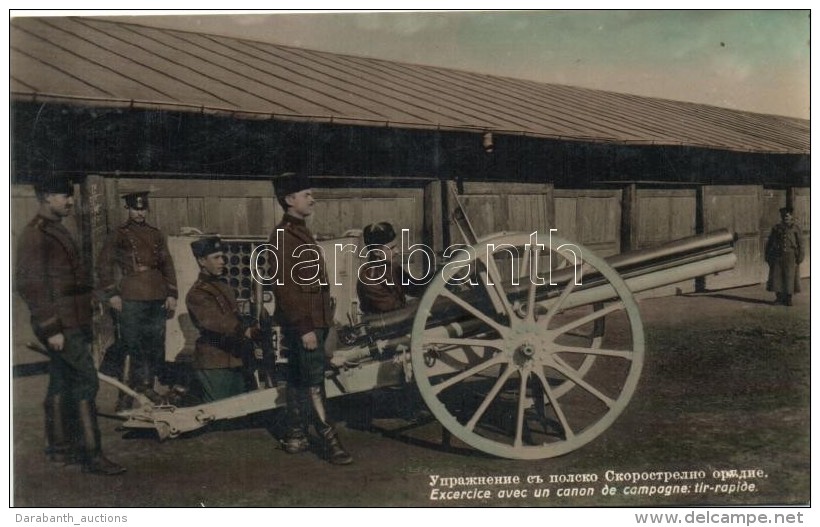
[
  {"left": 284, "top": 329, "right": 328, "bottom": 388},
  {"left": 45, "top": 327, "right": 99, "bottom": 402},
  {"left": 194, "top": 368, "right": 246, "bottom": 402},
  {"left": 283, "top": 329, "right": 326, "bottom": 432},
  {"left": 43, "top": 327, "right": 97, "bottom": 460},
  {"left": 120, "top": 299, "right": 167, "bottom": 388},
  {"left": 281, "top": 328, "right": 352, "bottom": 463}
]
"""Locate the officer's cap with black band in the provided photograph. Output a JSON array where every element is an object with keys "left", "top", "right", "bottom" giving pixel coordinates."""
[
  {"left": 191, "top": 236, "right": 224, "bottom": 258},
  {"left": 123, "top": 191, "right": 150, "bottom": 210}
]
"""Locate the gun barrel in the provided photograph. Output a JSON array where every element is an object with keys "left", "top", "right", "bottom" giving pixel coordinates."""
[{"left": 356, "top": 229, "right": 736, "bottom": 343}]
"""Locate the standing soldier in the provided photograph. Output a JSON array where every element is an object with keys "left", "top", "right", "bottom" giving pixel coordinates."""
[
  {"left": 16, "top": 176, "right": 125, "bottom": 475},
  {"left": 271, "top": 172, "right": 353, "bottom": 465},
  {"left": 765, "top": 206, "right": 805, "bottom": 306},
  {"left": 186, "top": 236, "right": 260, "bottom": 402},
  {"left": 97, "top": 191, "right": 178, "bottom": 403}
]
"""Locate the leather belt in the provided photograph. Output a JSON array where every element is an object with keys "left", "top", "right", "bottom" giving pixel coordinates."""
[
  {"left": 298, "top": 284, "right": 330, "bottom": 293},
  {"left": 199, "top": 331, "right": 245, "bottom": 355},
  {"left": 60, "top": 286, "right": 93, "bottom": 296}
]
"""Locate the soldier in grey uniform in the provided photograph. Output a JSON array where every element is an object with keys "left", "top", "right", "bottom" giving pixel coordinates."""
[
  {"left": 16, "top": 176, "right": 125, "bottom": 475},
  {"left": 765, "top": 206, "right": 805, "bottom": 306},
  {"left": 97, "top": 191, "right": 178, "bottom": 402},
  {"left": 271, "top": 172, "right": 352, "bottom": 465}
]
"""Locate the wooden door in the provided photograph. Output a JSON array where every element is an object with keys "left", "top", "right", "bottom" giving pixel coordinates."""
[
  {"left": 634, "top": 188, "right": 697, "bottom": 296},
  {"left": 451, "top": 181, "right": 554, "bottom": 285},
  {"left": 455, "top": 182, "right": 554, "bottom": 241},
  {"left": 555, "top": 189, "right": 622, "bottom": 257},
  {"left": 792, "top": 188, "right": 811, "bottom": 278},
  {"left": 702, "top": 185, "right": 763, "bottom": 289}
]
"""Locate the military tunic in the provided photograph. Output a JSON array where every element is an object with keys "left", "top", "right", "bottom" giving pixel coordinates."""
[
  {"left": 96, "top": 219, "right": 178, "bottom": 389},
  {"left": 765, "top": 222, "right": 805, "bottom": 295},
  {"left": 270, "top": 214, "right": 333, "bottom": 387},
  {"left": 97, "top": 219, "right": 178, "bottom": 301},
  {"left": 357, "top": 255, "right": 408, "bottom": 314},
  {"left": 186, "top": 272, "right": 248, "bottom": 401},
  {"left": 16, "top": 214, "right": 98, "bottom": 401}
]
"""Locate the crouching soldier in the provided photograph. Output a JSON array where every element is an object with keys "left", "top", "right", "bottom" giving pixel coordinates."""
[
  {"left": 186, "top": 236, "right": 260, "bottom": 402},
  {"left": 271, "top": 172, "right": 353, "bottom": 465},
  {"left": 16, "top": 176, "right": 125, "bottom": 475},
  {"left": 357, "top": 221, "right": 426, "bottom": 314}
]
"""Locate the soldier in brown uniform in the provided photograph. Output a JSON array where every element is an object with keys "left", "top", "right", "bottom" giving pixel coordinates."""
[
  {"left": 97, "top": 192, "right": 178, "bottom": 401},
  {"left": 765, "top": 206, "right": 805, "bottom": 306},
  {"left": 186, "top": 236, "right": 260, "bottom": 402},
  {"left": 357, "top": 221, "right": 426, "bottom": 314},
  {"left": 15, "top": 177, "right": 125, "bottom": 475},
  {"left": 271, "top": 172, "right": 352, "bottom": 465}
]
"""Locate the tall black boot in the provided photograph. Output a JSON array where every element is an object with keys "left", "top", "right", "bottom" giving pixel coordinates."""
[
  {"left": 134, "top": 363, "right": 163, "bottom": 405},
  {"left": 784, "top": 294, "right": 793, "bottom": 306},
  {"left": 43, "top": 395, "right": 72, "bottom": 463},
  {"left": 283, "top": 385, "right": 308, "bottom": 454},
  {"left": 137, "top": 383, "right": 164, "bottom": 405},
  {"left": 63, "top": 395, "right": 84, "bottom": 465},
  {"left": 77, "top": 399, "right": 126, "bottom": 475},
  {"left": 132, "top": 354, "right": 163, "bottom": 405},
  {"left": 308, "top": 386, "right": 353, "bottom": 465}
]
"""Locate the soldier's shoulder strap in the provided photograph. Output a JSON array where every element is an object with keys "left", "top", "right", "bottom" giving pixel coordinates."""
[
  {"left": 194, "top": 279, "right": 234, "bottom": 312},
  {"left": 283, "top": 221, "right": 317, "bottom": 246}
]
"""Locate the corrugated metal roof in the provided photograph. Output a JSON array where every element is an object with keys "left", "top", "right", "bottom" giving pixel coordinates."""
[{"left": 10, "top": 16, "right": 809, "bottom": 155}]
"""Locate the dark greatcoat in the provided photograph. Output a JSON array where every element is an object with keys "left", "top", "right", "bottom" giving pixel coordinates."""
[{"left": 765, "top": 222, "right": 805, "bottom": 295}]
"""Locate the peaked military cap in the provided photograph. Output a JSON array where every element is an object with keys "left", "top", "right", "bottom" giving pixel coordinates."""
[
  {"left": 363, "top": 222, "right": 397, "bottom": 246},
  {"left": 191, "top": 236, "right": 224, "bottom": 258},
  {"left": 33, "top": 176, "right": 74, "bottom": 196},
  {"left": 123, "top": 191, "right": 150, "bottom": 210},
  {"left": 272, "top": 172, "right": 312, "bottom": 197}
]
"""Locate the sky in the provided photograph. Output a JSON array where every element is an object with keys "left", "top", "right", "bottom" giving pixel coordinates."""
[{"left": 85, "top": 9, "right": 812, "bottom": 119}]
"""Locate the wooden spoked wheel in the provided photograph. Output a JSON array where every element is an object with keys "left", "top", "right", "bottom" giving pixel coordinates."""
[{"left": 410, "top": 232, "right": 644, "bottom": 459}]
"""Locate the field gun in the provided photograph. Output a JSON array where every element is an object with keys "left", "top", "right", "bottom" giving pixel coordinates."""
[{"left": 96, "top": 198, "right": 736, "bottom": 460}]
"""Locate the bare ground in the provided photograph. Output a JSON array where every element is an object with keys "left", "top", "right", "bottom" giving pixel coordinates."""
[{"left": 10, "top": 281, "right": 810, "bottom": 507}]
